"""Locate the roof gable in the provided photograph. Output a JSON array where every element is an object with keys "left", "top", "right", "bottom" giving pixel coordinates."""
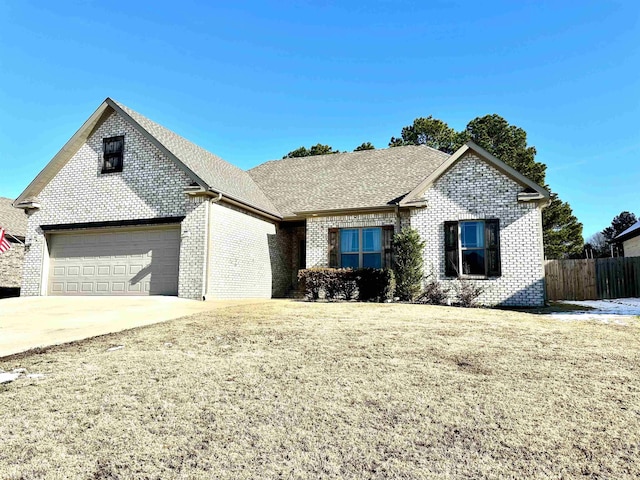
[
  {"left": 399, "top": 141, "right": 550, "bottom": 206},
  {"left": 15, "top": 99, "right": 280, "bottom": 218}
]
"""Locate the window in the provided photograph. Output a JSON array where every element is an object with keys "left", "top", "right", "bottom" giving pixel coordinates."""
[
  {"left": 328, "top": 226, "right": 394, "bottom": 269},
  {"left": 444, "top": 220, "right": 500, "bottom": 277},
  {"left": 102, "top": 136, "right": 124, "bottom": 173}
]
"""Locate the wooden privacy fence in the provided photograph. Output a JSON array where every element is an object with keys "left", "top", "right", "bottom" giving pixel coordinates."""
[{"left": 545, "top": 257, "right": 640, "bottom": 301}]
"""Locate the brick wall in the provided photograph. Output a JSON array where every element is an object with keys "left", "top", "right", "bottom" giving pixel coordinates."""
[
  {"left": 304, "top": 153, "right": 545, "bottom": 307},
  {"left": 411, "top": 152, "right": 545, "bottom": 306},
  {"left": 0, "top": 241, "right": 24, "bottom": 289},
  {"left": 206, "top": 202, "right": 291, "bottom": 298},
  {"left": 21, "top": 110, "right": 206, "bottom": 299}
]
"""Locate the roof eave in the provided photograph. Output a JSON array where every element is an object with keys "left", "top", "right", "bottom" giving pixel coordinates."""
[
  {"left": 615, "top": 224, "right": 640, "bottom": 242},
  {"left": 292, "top": 205, "right": 401, "bottom": 217},
  {"left": 184, "top": 186, "right": 282, "bottom": 221}
]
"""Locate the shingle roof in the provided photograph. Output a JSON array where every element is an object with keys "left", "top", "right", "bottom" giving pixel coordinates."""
[
  {"left": 110, "top": 100, "right": 280, "bottom": 217},
  {"left": 0, "top": 197, "right": 27, "bottom": 238},
  {"left": 615, "top": 220, "right": 640, "bottom": 242},
  {"left": 248, "top": 146, "right": 451, "bottom": 218}
]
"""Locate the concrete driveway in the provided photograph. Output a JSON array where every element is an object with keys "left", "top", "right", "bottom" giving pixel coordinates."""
[{"left": 0, "top": 296, "right": 268, "bottom": 358}]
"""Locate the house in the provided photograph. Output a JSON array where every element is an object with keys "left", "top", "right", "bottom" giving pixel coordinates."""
[
  {"left": 0, "top": 196, "right": 27, "bottom": 295},
  {"left": 14, "top": 98, "right": 549, "bottom": 306},
  {"left": 615, "top": 221, "right": 640, "bottom": 257}
]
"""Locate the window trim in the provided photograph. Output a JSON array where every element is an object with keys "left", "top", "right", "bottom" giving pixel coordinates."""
[
  {"left": 102, "top": 135, "right": 124, "bottom": 174},
  {"left": 339, "top": 227, "right": 383, "bottom": 269},
  {"left": 328, "top": 225, "right": 394, "bottom": 269},
  {"left": 445, "top": 219, "right": 501, "bottom": 279}
]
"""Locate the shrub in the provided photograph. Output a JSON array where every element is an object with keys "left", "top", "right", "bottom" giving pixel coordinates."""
[
  {"left": 297, "top": 268, "right": 357, "bottom": 301},
  {"left": 297, "top": 268, "right": 327, "bottom": 300},
  {"left": 297, "top": 268, "right": 394, "bottom": 302},
  {"left": 393, "top": 228, "right": 426, "bottom": 301},
  {"left": 415, "top": 275, "right": 450, "bottom": 305},
  {"left": 323, "top": 270, "right": 342, "bottom": 300},
  {"left": 324, "top": 269, "right": 357, "bottom": 300},
  {"left": 356, "top": 268, "right": 395, "bottom": 302},
  {"left": 339, "top": 271, "right": 358, "bottom": 300},
  {"left": 454, "top": 278, "right": 484, "bottom": 307}
]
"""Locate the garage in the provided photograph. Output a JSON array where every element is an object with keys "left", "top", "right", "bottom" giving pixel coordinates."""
[{"left": 47, "top": 226, "right": 180, "bottom": 296}]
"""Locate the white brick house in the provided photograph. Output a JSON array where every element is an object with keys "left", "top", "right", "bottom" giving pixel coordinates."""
[{"left": 14, "top": 98, "right": 549, "bottom": 306}]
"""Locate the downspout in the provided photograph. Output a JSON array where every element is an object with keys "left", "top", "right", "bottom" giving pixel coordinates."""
[
  {"left": 202, "top": 192, "right": 223, "bottom": 300},
  {"left": 394, "top": 203, "right": 401, "bottom": 232}
]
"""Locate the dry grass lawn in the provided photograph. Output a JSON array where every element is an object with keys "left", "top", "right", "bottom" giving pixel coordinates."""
[{"left": 1, "top": 301, "right": 639, "bottom": 479}]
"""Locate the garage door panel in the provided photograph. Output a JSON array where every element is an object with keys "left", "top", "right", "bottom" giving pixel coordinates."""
[{"left": 48, "top": 226, "right": 180, "bottom": 296}]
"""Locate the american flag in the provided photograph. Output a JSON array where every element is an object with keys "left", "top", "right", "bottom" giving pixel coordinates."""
[{"left": 0, "top": 228, "right": 12, "bottom": 254}]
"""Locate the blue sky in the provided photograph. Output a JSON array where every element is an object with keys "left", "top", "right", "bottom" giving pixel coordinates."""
[{"left": 1, "top": 1, "right": 638, "bottom": 238}]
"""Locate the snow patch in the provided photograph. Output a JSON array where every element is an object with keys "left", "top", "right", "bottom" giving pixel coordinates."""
[
  {"left": 551, "top": 298, "right": 640, "bottom": 324},
  {"left": 0, "top": 369, "right": 46, "bottom": 384},
  {"left": 0, "top": 372, "right": 21, "bottom": 384}
]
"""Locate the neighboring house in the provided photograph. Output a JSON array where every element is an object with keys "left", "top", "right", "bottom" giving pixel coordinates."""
[
  {"left": 14, "top": 98, "right": 549, "bottom": 306},
  {"left": 0, "top": 197, "right": 27, "bottom": 294},
  {"left": 615, "top": 221, "right": 640, "bottom": 257}
]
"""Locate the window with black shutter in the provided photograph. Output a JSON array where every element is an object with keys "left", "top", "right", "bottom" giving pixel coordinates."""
[
  {"left": 444, "top": 219, "right": 501, "bottom": 277},
  {"left": 102, "top": 136, "right": 124, "bottom": 173}
]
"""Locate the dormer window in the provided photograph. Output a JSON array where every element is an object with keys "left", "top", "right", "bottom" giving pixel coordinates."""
[{"left": 102, "top": 136, "right": 124, "bottom": 173}]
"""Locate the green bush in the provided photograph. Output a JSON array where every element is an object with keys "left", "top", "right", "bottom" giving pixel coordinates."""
[
  {"left": 356, "top": 268, "right": 396, "bottom": 302},
  {"left": 297, "top": 268, "right": 394, "bottom": 302},
  {"left": 393, "top": 228, "right": 426, "bottom": 301}
]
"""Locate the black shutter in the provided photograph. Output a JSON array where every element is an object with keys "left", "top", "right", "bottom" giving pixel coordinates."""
[
  {"left": 328, "top": 228, "right": 339, "bottom": 268},
  {"left": 382, "top": 225, "right": 394, "bottom": 268},
  {"left": 485, "top": 219, "right": 501, "bottom": 277},
  {"left": 444, "top": 221, "right": 459, "bottom": 277}
]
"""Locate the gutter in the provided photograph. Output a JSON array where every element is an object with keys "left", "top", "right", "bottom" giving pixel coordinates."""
[{"left": 183, "top": 186, "right": 281, "bottom": 222}]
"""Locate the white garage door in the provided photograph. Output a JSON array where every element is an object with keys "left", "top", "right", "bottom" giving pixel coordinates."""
[{"left": 48, "top": 226, "right": 180, "bottom": 296}]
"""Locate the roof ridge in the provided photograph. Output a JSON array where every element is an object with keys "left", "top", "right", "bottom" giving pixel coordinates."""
[{"left": 250, "top": 144, "right": 450, "bottom": 172}]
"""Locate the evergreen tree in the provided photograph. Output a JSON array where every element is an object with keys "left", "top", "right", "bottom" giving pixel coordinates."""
[
  {"left": 388, "top": 116, "right": 464, "bottom": 154},
  {"left": 354, "top": 142, "right": 375, "bottom": 151},
  {"left": 602, "top": 211, "right": 637, "bottom": 243},
  {"left": 283, "top": 144, "right": 338, "bottom": 158},
  {"left": 393, "top": 228, "right": 425, "bottom": 301},
  {"left": 542, "top": 193, "right": 584, "bottom": 258},
  {"left": 464, "top": 114, "right": 546, "bottom": 185}
]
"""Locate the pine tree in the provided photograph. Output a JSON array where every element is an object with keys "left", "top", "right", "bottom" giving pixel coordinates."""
[
  {"left": 602, "top": 211, "right": 637, "bottom": 243},
  {"left": 542, "top": 192, "right": 584, "bottom": 258}
]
